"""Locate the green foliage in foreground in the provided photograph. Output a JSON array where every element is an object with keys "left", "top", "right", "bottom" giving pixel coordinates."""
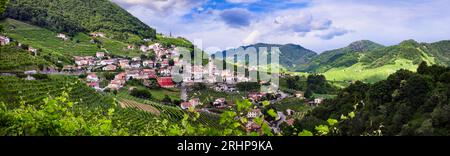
[{"left": 295, "top": 62, "right": 450, "bottom": 136}]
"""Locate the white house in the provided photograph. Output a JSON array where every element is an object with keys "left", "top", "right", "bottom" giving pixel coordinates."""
[
  {"left": 96, "top": 52, "right": 105, "bottom": 58},
  {"left": 132, "top": 57, "right": 141, "bottom": 62},
  {"left": 100, "top": 59, "right": 115, "bottom": 66},
  {"left": 143, "top": 60, "right": 154, "bottom": 68},
  {"left": 56, "top": 33, "right": 69, "bottom": 40},
  {"left": 87, "top": 73, "right": 99, "bottom": 82},
  {"left": 90, "top": 32, "right": 106, "bottom": 38},
  {"left": 0, "top": 36, "right": 10, "bottom": 45},
  {"left": 130, "top": 62, "right": 141, "bottom": 68}
]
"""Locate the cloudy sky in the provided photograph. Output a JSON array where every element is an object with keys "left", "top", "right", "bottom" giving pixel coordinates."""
[{"left": 112, "top": 0, "right": 450, "bottom": 53}]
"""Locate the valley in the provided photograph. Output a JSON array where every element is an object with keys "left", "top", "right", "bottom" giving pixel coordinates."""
[{"left": 0, "top": 0, "right": 449, "bottom": 136}]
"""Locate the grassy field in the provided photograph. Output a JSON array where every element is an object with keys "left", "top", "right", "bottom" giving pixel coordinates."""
[
  {"left": 0, "top": 19, "right": 142, "bottom": 64},
  {"left": 273, "top": 97, "right": 312, "bottom": 112},
  {"left": 121, "top": 86, "right": 180, "bottom": 102},
  {"left": 322, "top": 59, "right": 418, "bottom": 83},
  {"left": 149, "top": 88, "right": 181, "bottom": 101}
]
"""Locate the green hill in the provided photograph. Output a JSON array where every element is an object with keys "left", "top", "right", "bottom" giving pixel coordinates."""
[
  {"left": 0, "top": 44, "right": 51, "bottom": 72},
  {"left": 2, "top": 0, "right": 156, "bottom": 41},
  {"left": 299, "top": 40, "right": 384, "bottom": 73},
  {"left": 0, "top": 18, "right": 146, "bottom": 66},
  {"left": 214, "top": 43, "right": 317, "bottom": 69},
  {"left": 321, "top": 40, "right": 450, "bottom": 83}
]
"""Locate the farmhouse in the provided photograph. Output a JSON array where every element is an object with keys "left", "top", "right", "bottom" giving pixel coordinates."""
[
  {"left": 56, "top": 33, "right": 69, "bottom": 40},
  {"left": 308, "top": 98, "right": 324, "bottom": 107},
  {"left": 181, "top": 98, "right": 201, "bottom": 110},
  {"left": 0, "top": 36, "right": 10, "bottom": 45}
]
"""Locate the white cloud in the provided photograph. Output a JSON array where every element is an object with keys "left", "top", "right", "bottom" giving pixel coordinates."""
[
  {"left": 243, "top": 30, "right": 262, "bottom": 45},
  {"left": 112, "top": 0, "right": 450, "bottom": 53}
]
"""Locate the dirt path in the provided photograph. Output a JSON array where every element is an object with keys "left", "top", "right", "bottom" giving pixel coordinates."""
[{"left": 118, "top": 99, "right": 161, "bottom": 116}]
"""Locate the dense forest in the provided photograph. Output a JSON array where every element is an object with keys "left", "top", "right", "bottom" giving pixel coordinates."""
[
  {"left": 285, "top": 62, "right": 450, "bottom": 136},
  {"left": 2, "top": 0, "right": 156, "bottom": 40}
]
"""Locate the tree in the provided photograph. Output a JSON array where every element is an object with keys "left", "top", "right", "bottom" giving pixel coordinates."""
[
  {"left": 286, "top": 76, "right": 300, "bottom": 90},
  {"left": 236, "top": 82, "right": 260, "bottom": 92},
  {"left": 162, "top": 95, "right": 172, "bottom": 105},
  {"left": 169, "top": 59, "right": 175, "bottom": 66},
  {"left": 0, "top": 0, "right": 8, "bottom": 13},
  {"left": 130, "top": 88, "right": 152, "bottom": 100},
  {"left": 0, "top": 0, "right": 8, "bottom": 33},
  {"left": 417, "top": 61, "right": 428, "bottom": 75},
  {"left": 103, "top": 72, "right": 115, "bottom": 81}
]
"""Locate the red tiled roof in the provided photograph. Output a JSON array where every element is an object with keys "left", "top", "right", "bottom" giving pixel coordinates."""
[{"left": 157, "top": 77, "right": 175, "bottom": 87}]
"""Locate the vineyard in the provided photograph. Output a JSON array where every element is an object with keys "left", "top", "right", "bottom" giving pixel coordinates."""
[
  {"left": 117, "top": 92, "right": 222, "bottom": 128},
  {"left": 0, "top": 45, "right": 50, "bottom": 72},
  {"left": 0, "top": 75, "right": 222, "bottom": 133},
  {"left": 0, "top": 18, "right": 143, "bottom": 64}
]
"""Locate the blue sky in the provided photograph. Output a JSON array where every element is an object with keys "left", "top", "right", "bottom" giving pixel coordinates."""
[{"left": 112, "top": 0, "right": 450, "bottom": 53}]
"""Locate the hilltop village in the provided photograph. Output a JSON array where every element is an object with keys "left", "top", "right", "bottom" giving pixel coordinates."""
[{"left": 1, "top": 32, "right": 326, "bottom": 134}]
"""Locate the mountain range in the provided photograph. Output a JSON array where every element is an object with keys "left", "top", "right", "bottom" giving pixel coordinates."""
[{"left": 216, "top": 39, "right": 450, "bottom": 82}]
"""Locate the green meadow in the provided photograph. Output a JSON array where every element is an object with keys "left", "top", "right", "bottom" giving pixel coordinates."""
[{"left": 323, "top": 59, "right": 418, "bottom": 83}]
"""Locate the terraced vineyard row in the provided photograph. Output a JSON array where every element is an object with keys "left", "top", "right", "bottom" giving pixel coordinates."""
[
  {"left": 0, "top": 75, "right": 222, "bottom": 133},
  {"left": 0, "top": 75, "right": 217, "bottom": 132},
  {"left": 116, "top": 92, "right": 222, "bottom": 128}
]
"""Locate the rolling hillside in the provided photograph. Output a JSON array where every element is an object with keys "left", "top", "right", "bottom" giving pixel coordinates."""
[
  {"left": 220, "top": 39, "right": 450, "bottom": 83},
  {"left": 2, "top": 0, "right": 156, "bottom": 41},
  {"left": 321, "top": 40, "right": 450, "bottom": 83},
  {"left": 298, "top": 40, "right": 384, "bottom": 73},
  {"left": 0, "top": 18, "right": 144, "bottom": 67}
]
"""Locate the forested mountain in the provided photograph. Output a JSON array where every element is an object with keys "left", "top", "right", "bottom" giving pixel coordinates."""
[
  {"left": 298, "top": 40, "right": 384, "bottom": 72},
  {"left": 2, "top": 0, "right": 156, "bottom": 40},
  {"left": 214, "top": 43, "right": 317, "bottom": 69}
]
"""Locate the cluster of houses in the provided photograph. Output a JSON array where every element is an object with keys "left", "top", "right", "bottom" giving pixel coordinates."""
[{"left": 75, "top": 42, "right": 180, "bottom": 91}]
